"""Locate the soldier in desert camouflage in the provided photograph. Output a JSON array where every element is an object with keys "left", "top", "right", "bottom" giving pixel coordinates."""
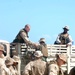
[
  {"left": 48, "top": 53, "right": 67, "bottom": 75},
  {"left": 22, "top": 51, "right": 48, "bottom": 75}
]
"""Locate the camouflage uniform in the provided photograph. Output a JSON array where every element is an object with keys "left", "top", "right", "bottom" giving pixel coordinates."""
[
  {"left": 22, "top": 51, "right": 48, "bottom": 75},
  {"left": 0, "top": 44, "right": 10, "bottom": 75},
  {"left": 12, "top": 28, "right": 33, "bottom": 46},
  {"left": 55, "top": 33, "right": 72, "bottom": 45},
  {"left": 5, "top": 57, "right": 19, "bottom": 75},
  {"left": 22, "top": 59, "right": 47, "bottom": 75},
  {"left": 37, "top": 44, "right": 48, "bottom": 61},
  {"left": 13, "top": 28, "right": 28, "bottom": 43},
  {"left": 48, "top": 60, "right": 64, "bottom": 75},
  {"left": 54, "top": 26, "right": 73, "bottom": 45},
  {"left": 48, "top": 53, "right": 67, "bottom": 75},
  {"left": 8, "top": 66, "right": 19, "bottom": 75},
  {"left": 0, "top": 58, "right": 10, "bottom": 75},
  {"left": 12, "top": 25, "right": 35, "bottom": 67},
  {"left": 36, "top": 38, "right": 48, "bottom": 62}
]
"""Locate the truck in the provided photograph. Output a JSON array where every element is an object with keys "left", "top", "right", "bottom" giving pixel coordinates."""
[{"left": 0, "top": 40, "right": 75, "bottom": 75}]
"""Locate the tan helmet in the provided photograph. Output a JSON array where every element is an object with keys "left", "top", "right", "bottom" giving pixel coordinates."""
[
  {"left": 0, "top": 44, "right": 4, "bottom": 51},
  {"left": 63, "top": 26, "right": 69, "bottom": 31},
  {"left": 39, "top": 38, "right": 45, "bottom": 43}
]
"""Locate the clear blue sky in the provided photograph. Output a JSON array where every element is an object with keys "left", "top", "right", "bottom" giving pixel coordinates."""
[{"left": 0, "top": 0, "right": 75, "bottom": 44}]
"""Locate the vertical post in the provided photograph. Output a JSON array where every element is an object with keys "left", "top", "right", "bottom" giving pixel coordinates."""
[
  {"left": 6, "top": 43, "right": 10, "bottom": 57},
  {"left": 17, "top": 43, "right": 21, "bottom": 75},
  {"left": 67, "top": 45, "right": 71, "bottom": 74}
]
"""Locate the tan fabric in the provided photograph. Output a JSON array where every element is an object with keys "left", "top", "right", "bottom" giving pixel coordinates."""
[
  {"left": 5, "top": 56, "right": 19, "bottom": 75},
  {"left": 1, "top": 66, "right": 10, "bottom": 75},
  {"left": 0, "top": 44, "right": 4, "bottom": 51},
  {"left": 48, "top": 64, "right": 59, "bottom": 75},
  {"left": 0, "top": 54, "right": 5, "bottom": 58},
  {"left": 22, "top": 59, "right": 47, "bottom": 75},
  {"left": 40, "top": 45, "right": 48, "bottom": 57},
  {"left": 36, "top": 44, "right": 48, "bottom": 57},
  {"left": 0, "top": 58, "right": 5, "bottom": 66},
  {"left": 5, "top": 57, "right": 14, "bottom": 66},
  {"left": 8, "top": 66, "right": 19, "bottom": 75},
  {"left": 48, "top": 60, "right": 64, "bottom": 75},
  {"left": 58, "top": 53, "right": 67, "bottom": 63},
  {"left": 56, "top": 53, "right": 67, "bottom": 63},
  {"left": 13, "top": 55, "right": 20, "bottom": 62},
  {"left": 13, "top": 28, "right": 33, "bottom": 46},
  {"left": 20, "top": 31, "right": 34, "bottom": 46},
  {"left": 13, "top": 29, "right": 28, "bottom": 43},
  {"left": 0, "top": 58, "right": 10, "bottom": 75}
]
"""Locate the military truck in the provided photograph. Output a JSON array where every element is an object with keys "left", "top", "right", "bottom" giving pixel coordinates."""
[{"left": 0, "top": 40, "right": 75, "bottom": 75}]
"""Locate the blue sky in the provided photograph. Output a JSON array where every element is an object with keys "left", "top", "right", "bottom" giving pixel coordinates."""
[{"left": 0, "top": 0, "right": 75, "bottom": 44}]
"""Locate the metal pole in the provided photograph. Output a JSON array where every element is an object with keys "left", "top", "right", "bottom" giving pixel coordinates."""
[
  {"left": 17, "top": 43, "right": 21, "bottom": 75},
  {"left": 67, "top": 45, "right": 71, "bottom": 74}
]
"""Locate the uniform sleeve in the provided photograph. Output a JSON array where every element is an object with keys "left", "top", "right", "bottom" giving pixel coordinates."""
[
  {"left": 22, "top": 62, "right": 32, "bottom": 75},
  {"left": 48, "top": 64, "right": 59, "bottom": 75},
  {"left": 20, "top": 31, "right": 34, "bottom": 46},
  {"left": 55, "top": 34, "right": 61, "bottom": 44},
  {"left": 67, "top": 35, "right": 73, "bottom": 45},
  {"left": 1, "top": 65, "right": 11, "bottom": 75}
]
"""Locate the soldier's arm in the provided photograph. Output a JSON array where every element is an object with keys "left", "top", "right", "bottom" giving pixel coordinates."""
[
  {"left": 20, "top": 31, "right": 34, "bottom": 46},
  {"left": 22, "top": 62, "right": 32, "bottom": 75},
  {"left": 48, "top": 64, "right": 59, "bottom": 75},
  {"left": 55, "top": 34, "right": 61, "bottom": 44},
  {"left": 1, "top": 65, "right": 11, "bottom": 75},
  {"left": 68, "top": 35, "right": 73, "bottom": 45}
]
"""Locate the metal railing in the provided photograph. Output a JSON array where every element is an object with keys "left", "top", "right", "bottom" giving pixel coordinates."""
[{"left": 1, "top": 42, "right": 75, "bottom": 75}]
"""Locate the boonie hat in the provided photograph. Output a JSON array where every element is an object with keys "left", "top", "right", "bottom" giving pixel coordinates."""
[
  {"left": 5, "top": 57, "right": 14, "bottom": 65},
  {"left": 39, "top": 38, "right": 45, "bottom": 43},
  {"left": 34, "top": 51, "right": 43, "bottom": 57},
  {"left": 56, "top": 53, "right": 67, "bottom": 63},
  {"left": 63, "top": 26, "right": 69, "bottom": 31},
  {"left": 13, "top": 55, "right": 20, "bottom": 63}
]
